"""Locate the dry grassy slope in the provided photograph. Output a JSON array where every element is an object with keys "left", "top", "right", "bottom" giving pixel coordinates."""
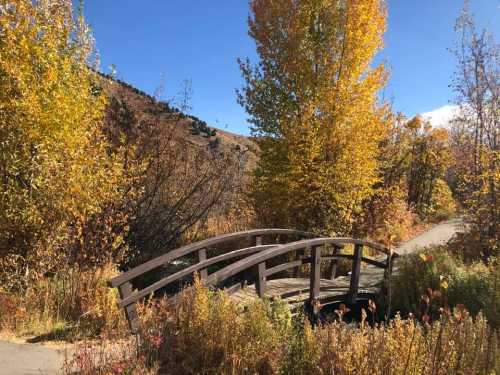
[{"left": 98, "top": 74, "right": 259, "bottom": 173}]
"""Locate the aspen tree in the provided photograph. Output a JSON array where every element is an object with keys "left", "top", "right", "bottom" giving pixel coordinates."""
[{"left": 239, "top": 0, "right": 389, "bottom": 233}]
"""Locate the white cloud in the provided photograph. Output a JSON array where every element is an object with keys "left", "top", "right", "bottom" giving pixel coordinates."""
[{"left": 419, "top": 105, "right": 460, "bottom": 129}]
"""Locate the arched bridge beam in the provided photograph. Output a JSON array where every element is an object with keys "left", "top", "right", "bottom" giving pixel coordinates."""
[{"left": 109, "top": 228, "right": 314, "bottom": 332}]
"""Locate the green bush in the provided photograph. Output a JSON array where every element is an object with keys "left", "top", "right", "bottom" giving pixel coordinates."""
[{"left": 392, "top": 246, "right": 499, "bottom": 328}]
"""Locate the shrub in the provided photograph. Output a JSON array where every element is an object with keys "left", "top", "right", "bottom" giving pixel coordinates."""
[
  {"left": 67, "top": 280, "right": 499, "bottom": 374},
  {"left": 290, "top": 310, "right": 498, "bottom": 374},
  {"left": 139, "top": 280, "right": 289, "bottom": 374},
  {"left": 0, "top": 264, "right": 127, "bottom": 339},
  {"left": 392, "top": 247, "right": 499, "bottom": 328},
  {"left": 0, "top": 0, "right": 133, "bottom": 291},
  {"left": 356, "top": 186, "right": 417, "bottom": 246},
  {"left": 428, "top": 179, "right": 456, "bottom": 222}
]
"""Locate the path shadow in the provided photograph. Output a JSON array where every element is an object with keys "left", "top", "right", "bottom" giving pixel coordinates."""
[{"left": 27, "top": 325, "right": 77, "bottom": 343}]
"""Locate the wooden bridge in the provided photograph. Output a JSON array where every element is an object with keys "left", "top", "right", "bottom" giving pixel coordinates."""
[{"left": 109, "top": 229, "right": 398, "bottom": 332}]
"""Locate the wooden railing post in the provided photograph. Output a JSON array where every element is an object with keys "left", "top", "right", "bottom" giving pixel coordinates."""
[
  {"left": 254, "top": 235, "right": 263, "bottom": 246},
  {"left": 294, "top": 234, "right": 307, "bottom": 277},
  {"left": 198, "top": 248, "right": 208, "bottom": 280},
  {"left": 118, "top": 282, "right": 139, "bottom": 334},
  {"left": 328, "top": 246, "right": 341, "bottom": 280},
  {"left": 383, "top": 251, "right": 393, "bottom": 282},
  {"left": 252, "top": 235, "right": 264, "bottom": 291},
  {"left": 293, "top": 248, "right": 305, "bottom": 277},
  {"left": 382, "top": 250, "right": 395, "bottom": 319},
  {"left": 309, "top": 245, "right": 322, "bottom": 316},
  {"left": 347, "top": 244, "right": 363, "bottom": 304},
  {"left": 255, "top": 261, "right": 266, "bottom": 297}
]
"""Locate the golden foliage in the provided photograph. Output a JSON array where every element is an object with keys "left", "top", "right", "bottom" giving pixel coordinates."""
[
  {"left": 138, "top": 278, "right": 288, "bottom": 374},
  {"left": 239, "top": 0, "right": 389, "bottom": 234},
  {"left": 0, "top": 0, "right": 132, "bottom": 286}
]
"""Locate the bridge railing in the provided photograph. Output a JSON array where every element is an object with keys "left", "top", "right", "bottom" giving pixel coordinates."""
[
  {"left": 109, "top": 230, "right": 395, "bottom": 333},
  {"left": 109, "top": 229, "right": 314, "bottom": 332},
  {"left": 203, "top": 237, "right": 395, "bottom": 316}
]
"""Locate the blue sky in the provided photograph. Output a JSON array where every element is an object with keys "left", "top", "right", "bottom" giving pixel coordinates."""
[{"left": 82, "top": 1, "right": 499, "bottom": 135}]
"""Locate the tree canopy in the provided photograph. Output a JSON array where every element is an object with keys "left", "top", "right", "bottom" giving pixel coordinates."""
[{"left": 239, "top": 0, "right": 389, "bottom": 234}]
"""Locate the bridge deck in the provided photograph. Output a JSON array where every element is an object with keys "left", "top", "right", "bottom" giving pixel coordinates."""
[{"left": 231, "top": 263, "right": 386, "bottom": 306}]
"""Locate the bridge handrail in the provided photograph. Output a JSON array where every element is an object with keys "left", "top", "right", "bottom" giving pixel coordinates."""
[
  {"left": 325, "top": 237, "right": 391, "bottom": 254},
  {"left": 202, "top": 237, "right": 393, "bottom": 315},
  {"left": 263, "top": 254, "right": 387, "bottom": 278},
  {"left": 109, "top": 228, "right": 314, "bottom": 288},
  {"left": 117, "top": 244, "right": 277, "bottom": 308},
  {"left": 204, "top": 237, "right": 391, "bottom": 287}
]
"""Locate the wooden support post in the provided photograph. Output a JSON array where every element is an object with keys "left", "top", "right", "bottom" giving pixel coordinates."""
[
  {"left": 383, "top": 251, "right": 393, "bottom": 281},
  {"left": 248, "top": 236, "right": 262, "bottom": 286},
  {"left": 256, "top": 261, "right": 266, "bottom": 297},
  {"left": 254, "top": 235, "right": 263, "bottom": 246},
  {"left": 390, "top": 252, "right": 397, "bottom": 269},
  {"left": 309, "top": 245, "right": 322, "bottom": 316},
  {"left": 328, "top": 246, "right": 340, "bottom": 280},
  {"left": 198, "top": 248, "right": 208, "bottom": 280},
  {"left": 293, "top": 248, "right": 305, "bottom": 277},
  {"left": 294, "top": 234, "right": 308, "bottom": 277},
  {"left": 118, "top": 282, "right": 139, "bottom": 334},
  {"left": 383, "top": 251, "right": 394, "bottom": 320},
  {"left": 347, "top": 244, "right": 363, "bottom": 305}
]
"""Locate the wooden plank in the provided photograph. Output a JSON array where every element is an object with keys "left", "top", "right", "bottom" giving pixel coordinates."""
[
  {"left": 206, "top": 238, "right": 361, "bottom": 288},
  {"left": 245, "top": 235, "right": 263, "bottom": 285},
  {"left": 384, "top": 251, "right": 397, "bottom": 281},
  {"left": 231, "top": 278, "right": 381, "bottom": 306},
  {"left": 328, "top": 237, "right": 390, "bottom": 254},
  {"left": 293, "top": 248, "right": 305, "bottom": 277},
  {"left": 321, "top": 254, "right": 353, "bottom": 261},
  {"left": 118, "top": 282, "right": 139, "bottom": 334},
  {"left": 322, "top": 254, "right": 386, "bottom": 269},
  {"left": 347, "top": 244, "right": 363, "bottom": 304},
  {"left": 361, "top": 257, "right": 387, "bottom": 269},
  {"left": 118, "top": 244, "right": 276, "bottom": 308},
  {"left": 225, "top": 281, "right": 243, "bottom": 295},
  {"left": 254, "top": 235, "right": 263, "bottom": 246},
  {"left": 198, "top": 248, "right": 208, "bottom": 280}
]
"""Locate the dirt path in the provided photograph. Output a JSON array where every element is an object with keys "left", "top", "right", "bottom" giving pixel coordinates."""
[
  {"left": 396, "top": 217, "right": 464, "bottom": 255},
  {"left": 0, "top": 218, "right": 464, "bottom": 374},
  {"left": 0, "top": 339, "right": 72, "bottom": 375}
]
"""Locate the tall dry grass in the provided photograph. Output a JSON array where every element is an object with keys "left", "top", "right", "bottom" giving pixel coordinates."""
[
  {"left": 0, "top": 264, "right": 127, "bottom": 340},
  {"left": 65, "top": 279, "right": 499, "bottom": 374}
]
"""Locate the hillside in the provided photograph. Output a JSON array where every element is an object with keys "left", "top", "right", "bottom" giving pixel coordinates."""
[{"left": 97, "top": 73, "right": 259, "bottom": 173}]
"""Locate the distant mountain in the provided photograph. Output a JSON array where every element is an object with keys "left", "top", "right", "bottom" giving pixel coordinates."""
[{"left": 420, "top": 105, "right": 460, "bottom": 129}]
